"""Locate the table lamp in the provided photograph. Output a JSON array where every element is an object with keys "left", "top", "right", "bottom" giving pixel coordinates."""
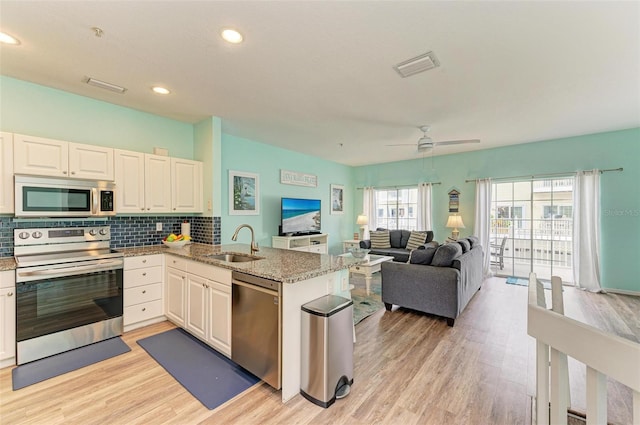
[
  {"left": 356, "top": 214, "right": 368, "bottom": 240},
  {"left": 446, "top": 214, "right": 465, "bottom": 240}
]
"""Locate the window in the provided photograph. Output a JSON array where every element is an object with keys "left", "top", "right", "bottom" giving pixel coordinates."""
[{"left": 375, "top": 188, "right": 418, "bottom": 230}]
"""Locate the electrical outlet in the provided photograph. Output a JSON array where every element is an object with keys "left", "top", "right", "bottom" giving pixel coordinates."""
[{"left": 156, "top": 222, "right": 162, "bottom": 231}]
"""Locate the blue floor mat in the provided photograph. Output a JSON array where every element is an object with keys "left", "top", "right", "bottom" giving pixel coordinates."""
[
  {"left": 12, "top": 337, "right": 130, "bottom": 390},
  {"left": 137, "top": 328, "right": 260, "bottom": 410}
]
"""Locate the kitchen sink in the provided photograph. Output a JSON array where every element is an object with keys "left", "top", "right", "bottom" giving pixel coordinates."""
[{"left": 205, "top": 253, "right": 264, "bottom": 263}]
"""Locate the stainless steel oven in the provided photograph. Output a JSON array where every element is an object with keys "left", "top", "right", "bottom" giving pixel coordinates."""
[{"left": 14, "top": 226, "right": 124, "bottom": 365}]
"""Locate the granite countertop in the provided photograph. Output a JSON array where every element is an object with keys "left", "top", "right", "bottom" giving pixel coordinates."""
[
  {"left": 117, "top": 243, "right": 364, "bottom": 284},
  {"left": 0, "top": 257, "right": 16, "bottom": 271}
]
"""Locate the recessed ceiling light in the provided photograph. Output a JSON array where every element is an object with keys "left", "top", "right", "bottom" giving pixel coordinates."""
[
  {"left": 152, "top": 86, "right": 171, "bottom": 95},
  {"left": 0, "top": 32, "right": 21, "bottom": 45},
  {"left": 221, "top": 28, "right": 243, "bottom": 44}
]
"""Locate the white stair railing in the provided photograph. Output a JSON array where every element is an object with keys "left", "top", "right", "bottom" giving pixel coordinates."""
[{"left": 527, "top": 273, "right": 640, "bottom": 425}]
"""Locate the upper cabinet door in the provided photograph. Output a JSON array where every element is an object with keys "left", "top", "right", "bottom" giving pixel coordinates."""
[
  {"left": 114, "top": 149, "right": 145, "bottom": 213},
  {"left": 0, "top": 132, "right": 14, "bottom": 214},
  {"left": 171, "top": 158, "right": 203, "bottom": 213},
  {"left": 68, "top": 142, "right": 114, "bottom": 181},
  {"left": 13, "top": 134, "right": 69, "bottom": 177},
  {"left": 144, "top": 154, "right": 172, "bottom": 213}
]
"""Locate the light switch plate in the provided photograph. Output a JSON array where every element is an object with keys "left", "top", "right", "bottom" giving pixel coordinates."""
[{"left": 156, "top": 222, "right": 162, "bottom": 231}]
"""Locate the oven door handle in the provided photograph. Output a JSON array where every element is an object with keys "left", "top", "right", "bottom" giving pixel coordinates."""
[
  {"left": 17, "top": 260, "right": 123, "bottom": 281},
  {"left": 91, "top": 187, "right": 98, "bottom": 215}
]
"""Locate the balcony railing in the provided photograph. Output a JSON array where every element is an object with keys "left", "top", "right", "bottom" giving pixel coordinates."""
[{"left": 527, "top": 273, "right": 640, "bottom": 425}]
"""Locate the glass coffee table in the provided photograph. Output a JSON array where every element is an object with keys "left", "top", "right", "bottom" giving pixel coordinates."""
[{"left": 342, "top": 253, "right": 394, "bottom": 295}]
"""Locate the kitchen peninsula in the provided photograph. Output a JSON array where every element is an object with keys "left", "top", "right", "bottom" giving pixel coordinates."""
[{"left": 119, "top": 243, "right": 362, "bottom": 402}]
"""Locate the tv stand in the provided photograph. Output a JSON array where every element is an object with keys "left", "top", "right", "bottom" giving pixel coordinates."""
[{"left": 272, "top": 233, "right": 328, "bottom": 254}]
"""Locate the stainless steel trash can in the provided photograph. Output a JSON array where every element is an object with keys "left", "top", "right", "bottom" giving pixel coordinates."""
[{"left": 300, "top": 294, "right": 354, "bottom": 408}]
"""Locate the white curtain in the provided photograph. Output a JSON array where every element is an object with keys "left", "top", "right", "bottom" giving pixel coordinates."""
[
  {"left": 474, "top": 178, "right": 493, "bottom": 277},
  {"left": 417, "top": 182, "right": 432, "bottom": 230},
  {"left": 573, "top": 170, "right": 602, "bottom": 292},
  {"left": 362, "top": 187, "right": 376, "bottom": 240}
]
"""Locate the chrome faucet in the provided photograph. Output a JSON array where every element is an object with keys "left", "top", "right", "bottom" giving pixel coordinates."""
[{"left": 232, "top": 224, "right": 259, "bottom": 254}]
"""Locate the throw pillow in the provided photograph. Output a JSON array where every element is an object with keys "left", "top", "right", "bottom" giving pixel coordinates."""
[
  {"left": 457, "top": 239, "right": 471, "bottom": 253},
  {"left": 466, "top": 235, "right": 479, "bottom": 248},
  {"left": 431, "top": 243, "right": 463, "bottom": 267},
  {"left": 370, "top": 230, "right": 391, "bottom": 249},
  {"left": 389, "top": 230, "right": 403, "bottom": 248},
  {"left": 408, "top": 246, "right": 437, "bottom": 265},
  {"left": 405, "top": 231, "right": 428, "bottom": 251}
]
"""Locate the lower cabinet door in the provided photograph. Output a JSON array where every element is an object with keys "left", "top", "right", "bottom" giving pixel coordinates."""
[
  {"left": 165, "top": 268, "right": 186, "bottom": 327},
  {"left": 207, "top": 280, "right": 231, "bottom": 356},
  {"left": 186, "top": 274, "right": 207, "bottom": 341}
]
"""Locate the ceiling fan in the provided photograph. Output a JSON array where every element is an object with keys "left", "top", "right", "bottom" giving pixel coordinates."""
[{"left": 387, "top": 125, "right": 480, "bottom": 151}]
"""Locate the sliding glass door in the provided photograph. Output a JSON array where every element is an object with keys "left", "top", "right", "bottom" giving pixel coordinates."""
[{"left": 491, "top": 178, "right": 574, "bottom": 283}]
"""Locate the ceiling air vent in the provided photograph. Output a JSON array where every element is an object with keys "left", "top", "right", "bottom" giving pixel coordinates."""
[
  {"left": 393, "top": 51, "right": 440, "bottom": 78},
  {"left": 85, "top": 77, "right": 127, "bottom": 94}
]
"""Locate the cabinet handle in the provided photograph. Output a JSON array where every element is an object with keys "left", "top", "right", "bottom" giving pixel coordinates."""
[
  {"left": 63, "top": 170, "right": 68, "bottom": 174},
  {"left": 142, "top": 290, "right": 146, "bottom": 294},
  {"left": 142, "top": 307, "right": 146, "bottom": 311},
  {"left": 142, "top": 272, "right": 147, "bottom": 276},
  {"left": 147, "top": 208, "right": 150, "bottom": 210},
  {"left": 142, "top": 259, "right": 147, "bottom": 263},
  {"left": 173, "top": 208, "right": 177, "bottom": 211},
  {"left": 140, "top": 208, "right": 144, "bottom": 211},
  {"left": 71, "top": 171, "right": 76, "bottom": 175},
  {"left": 7, "top": 292, "right": 12, "bottom": 297}
]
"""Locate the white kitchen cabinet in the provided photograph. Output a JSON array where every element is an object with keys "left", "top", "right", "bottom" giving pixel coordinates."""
[
  {"left": 272, "top": 234, "right": 329, "bottom": 254},
  {"left": 114, "top": 149, "right": 145, "bottom": 213},
  {"left": 165, "top": 256, "right": 187, "bottom": 327},
  {"left": 186, "top": 273, "right": 208, "bottom": 341},
  {"left": 0, "top": 270, "right": 16, "bottom": 369},
  {"left": 14, "top": 134, "right": 114, "bottom": 180},
  {"left": 206, "top": 279, "right": 232, "bottom": 355},
  {"left": 123, "top": 254, "right": 164, "bottom": 331},
  {"left": 145, "top": 154, "right": 172, "bottom": 213},
  {"left": 171, "top": 157, "right": 203, "bottom": 213},
  {"left": 165, "top": 256, "right": 232, "bottom": 356},
  {"left": 0, "top": 132, "right": 14, "bottom": 214}
]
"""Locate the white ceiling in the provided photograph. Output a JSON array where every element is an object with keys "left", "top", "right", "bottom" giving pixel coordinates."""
[{"left": 1, "top": 1, "right": 639, "bottom": 166}]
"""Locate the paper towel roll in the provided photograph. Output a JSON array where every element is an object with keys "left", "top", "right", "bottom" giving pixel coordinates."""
[{"left": 181, "top": 222, "right": 190, "bottom": 237}]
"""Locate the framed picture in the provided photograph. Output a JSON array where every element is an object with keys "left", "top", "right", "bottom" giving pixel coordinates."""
[
  {"left": 229, "top": 170, "right": 260, "bottom": 215},
  {"left": 330, "top": 184, "right": 344, "bottom": 215}
]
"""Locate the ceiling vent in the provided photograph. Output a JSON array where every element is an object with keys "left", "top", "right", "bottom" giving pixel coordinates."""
[
  {"left": 393, "top": 51, "right": 440, "bottom": 78},
  {"left": 85, "top": 77, "right": 127, "bottom": 94}
]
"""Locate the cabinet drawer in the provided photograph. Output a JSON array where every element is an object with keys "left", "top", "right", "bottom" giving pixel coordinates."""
[
  {"left": 0, "top": 271, "right": 15, "bottom": 289},
  {"left": 166, "top": 255, "right": 188, "bottom": 271},
  {"left": 187, "top": 260, "right": 231, "bottom": 285},
  {"left": 124, "top": 282, "right": 162, "bottom": 307},
  {"left": 124, "top": 265, "right": 163, "bottom": 288},
  {"left": 308, "top": 244, "right": 326, "bottom": 254},
  {"left": 125, "top": 254, "right": 163, "bottom": 270},
  {"left": 124, "top": 299, "right": 163, "bottom": 325}
]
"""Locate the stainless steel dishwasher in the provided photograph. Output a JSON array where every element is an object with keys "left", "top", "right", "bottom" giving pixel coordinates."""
[{"left": 231, "top": 271, "right": 282, "bottom": 389}]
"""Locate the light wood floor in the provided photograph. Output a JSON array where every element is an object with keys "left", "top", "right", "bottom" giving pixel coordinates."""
[{"left": 1, "top": 276, "right": 637, "bottom": 425}]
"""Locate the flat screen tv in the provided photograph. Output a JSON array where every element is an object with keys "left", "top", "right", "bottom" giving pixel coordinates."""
[{"left": 281, "top": 197, "right": 321, "bottom": 235}]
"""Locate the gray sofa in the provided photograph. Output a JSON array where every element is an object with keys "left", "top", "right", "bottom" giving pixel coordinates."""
[
  {"left": 359, "top": 229, "right": 435, "bottom": 262},
  {"left": 380, "top": 237, "right": 483, "bottom": 326}
]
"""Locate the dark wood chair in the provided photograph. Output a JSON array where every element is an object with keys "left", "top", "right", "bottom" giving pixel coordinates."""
[{"left": 490, "top": 236, "right": 507, "bottom": 270}]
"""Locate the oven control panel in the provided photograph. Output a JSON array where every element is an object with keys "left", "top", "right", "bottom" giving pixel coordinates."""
[{"left": 14, "top": 226, "right": 111, "bottom": 246}]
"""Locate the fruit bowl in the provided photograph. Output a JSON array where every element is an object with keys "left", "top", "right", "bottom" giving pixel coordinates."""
[
  {"left": 349, "top": 247, "right": 370, "bottom": 259},
  {"left": 162, "top": 239, "right": 191, "bottom": 248}
]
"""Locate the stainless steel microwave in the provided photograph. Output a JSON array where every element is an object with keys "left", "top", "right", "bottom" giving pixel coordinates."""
[{"left": 15, "top": 175, "right": 116, "bottom": 218}]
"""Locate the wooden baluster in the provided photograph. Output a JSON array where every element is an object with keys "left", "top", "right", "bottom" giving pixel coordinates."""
[{"left": 586, "top": 366, "right": 607, "bottom": 425}]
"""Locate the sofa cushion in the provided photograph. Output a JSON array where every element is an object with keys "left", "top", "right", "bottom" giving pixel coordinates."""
[
  {"left": 370, "top": 230, "right": 391, "bottom": 249},
  {"left": 370, "top": 247, "right": 411, "bottom": 262},
  {"left": 457, "top": 239, "right": 471, "bottom": 253},
  {"left": 406, "top": 231, "right": 428, "bottom": 251},
  {"left": 408, "top": 246, "right": 437, "bottom": 265},
  {"left": 466, "top": 235, "right": 479, "bottom": 248},
  {"left": 431, "top": 243, "right": 463, "bottom": 267},
  {"left": 387, "top": 230, "right": 401, "bottom": 248}
]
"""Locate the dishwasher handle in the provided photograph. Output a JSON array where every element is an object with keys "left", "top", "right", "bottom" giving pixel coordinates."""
[{"left": 232, "top": 271, "right": 281, "bottom": 293}]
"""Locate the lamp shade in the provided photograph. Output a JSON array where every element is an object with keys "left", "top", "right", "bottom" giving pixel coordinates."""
[
  {"left": 356, "top": 215, "right": 368, "bottom": 225},
  {"left": 446, "top": 215, "right": 465, "bottom": 229}
]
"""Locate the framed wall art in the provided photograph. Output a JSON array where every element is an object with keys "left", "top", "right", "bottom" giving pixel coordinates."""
[
  {"left": 330, "top": 184, "right": 344, "bottom": 215},
  {"left": 229, "top": 170, "right": 260, "bottom": 215}
]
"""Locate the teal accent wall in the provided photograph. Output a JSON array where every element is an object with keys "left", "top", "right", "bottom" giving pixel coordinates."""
[
  {"left": 0, "top": 76, "right": 193, "bottom": 158},
  {"left": 221, "top": 134, "right": 354, "bottom": 253},
  {"left": 354, "top": 128, "right": 640, "bottom": 292}
]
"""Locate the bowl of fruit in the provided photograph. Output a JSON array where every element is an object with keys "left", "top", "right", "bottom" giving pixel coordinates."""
[{"left": 162, "top": 233, "right": 192, "bottom": 248}]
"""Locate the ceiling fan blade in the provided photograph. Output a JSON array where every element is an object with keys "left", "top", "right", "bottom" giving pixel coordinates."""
[
  {"left": 433, "top": 139, "right": 480, "bottom": 146},
  {"left": 385, "top": 143, "right": 417, "bottom": 147}
]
